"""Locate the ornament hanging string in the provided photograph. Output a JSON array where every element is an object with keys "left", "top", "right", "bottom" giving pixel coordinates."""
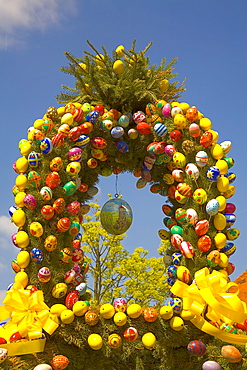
[{"left": 115, "top": 175, "right": 119, "bottom": 198}]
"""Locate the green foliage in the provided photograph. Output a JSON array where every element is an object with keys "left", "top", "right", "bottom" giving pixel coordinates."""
[
  {"left": 81, "top": 201, "right": 169, "bottom": 305},
  {"left": 57, "top": 40, "right": 186, "bottom": 112}
]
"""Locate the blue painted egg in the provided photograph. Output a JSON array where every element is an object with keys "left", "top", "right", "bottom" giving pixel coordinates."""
[
  {"left": 187, "top": 340, "right": 206, "bottom": 356},
  {"left": 224, "top": 213, "right": 236, "bottom": 227},
  {"left": 30, "top": 248, "right": 44, "bottom": 263},
  {"left": 167, "top": 265, "right": 178, "bottom": 278},
  {"left": 167, "top": 277, "right": 176, "bottom": 286},
  {"left": 153, "top": 123, "right": 168, "bottom": 137},
  {"left": 9, "top": 205, "right": 18, "bottom": 217},
  {"left": 206, "top": 166, "right": 221, "bottom": 182},
  {"left": 86, "top": 110, "right": 99, "bottom": 124},
  {"left": 28, "top": 152, "right": 41, "bottom": 167},
  {"left": 75, "top": 135, "right": 90, "bottom": 148},
  {"left": 221, "top": 242, "right": 236, "bottom": 256},
  {"left": 115, "top": 140, "right": 129, "bottom": 153},
  {"left": 195, "top": 151, "right": 208, "bottom": 167},
  {"left": 225, "top": 172, "right": 236, "bottom": 184},
  {"left": 171, "top": 252, "right": 182, "bottom": 265},
  {"left": 40, "top": 138, "right": 53, "bottom": 154},
  {"left": 111, "top": 126, "right": 124, "bottom": 138},
  {"left": 206, "top": 199, "right": 220, "bottom": 216},
  {"left": 169, "top": 297, "right": 182, "bottom": 312}
]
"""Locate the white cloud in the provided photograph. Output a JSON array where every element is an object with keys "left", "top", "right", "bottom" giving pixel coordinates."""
[
  {"left": 0, "top": 290, "right": 6, "bottom": 305},
  {"left": 0, "top": 0, "right": 77, "bottom": 49},
  {"left": 0, "top": 216, "right": 17, "bottom": 238}
]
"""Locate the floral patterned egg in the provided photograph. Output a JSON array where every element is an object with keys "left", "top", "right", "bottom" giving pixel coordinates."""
[
  {"left": 186, "top": 208, "right": 198, "bottom": 225},
  {"left": 114, "top": 297, "right": 127, "bottom": 312},
  {"left": 28, "top": 171, "right": 42, "bottom": 188},
  {"left": 51, "top": 355, "right": 70, "bottom": 370},
  {"left": 182, "top": 140, "right": 195, "bottom": 154},
  {"left": 173, "top": 152, "right": 186, "bottom": 168},
  {"left": 50, "top": 157, "right": 63, "bottom": 171},
  {"left": 68, "top": 147, "right": 82, "bottom": 162},
  {"left": 193, "top": 188, "right": 207, "bottom": 204},
  {"left": 40, "top": 137, "right": 53, "bottom": 154},
  {"left": 185, "top": 163, "right": 199, "bottom": 180},
  {"left": 44, "top": 235, "right": 57, "bottom": 251}
]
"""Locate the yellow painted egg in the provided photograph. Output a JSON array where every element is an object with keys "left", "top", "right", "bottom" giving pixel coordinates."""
[
  {"left": 15, "top": 191, "right": 26, "bottom": 208},
  {"left": 193, "top": 188, "right": 207, "bottom": 205},
  {"left": 16, "top": 250, "right": 30, "bottom": 268},
  {"left": 199, "top": 117, "right": 212, "bottom": 131},
  {"left": 170, "top": 316, "right": 184, "bottom": 331},
  {"left": 113, "top": 60, "right": 125, "bottom": 75},
  {"left": 127, "top": 304, "right": 142, "bottom": 319},
  {"left": 207, "top": 129, "right": 218, "bottom": 143},
  {"left": 15, "top": 231, "right": 30, "bottom": 248},
  {"left": 52, "top": 283, "right": 68, "bottom": 298},
  {"left": 221, "top": 345, "right": 242, "bottom": 363},
  {"left": 88, "top": 333, "right": 103, "bottom": 350},
  {"left": 60, "top": 309, "right": 75, "bottom": 324},
  {"left": 12, "top": 209, "right": 26, "bottom": 227},
  {"left": 214, "top": 233, "right": 227, "bottom": 249},
  {"left": 50, "top": 304, "right": 67, "bottom": 317},
  {"left": 214, "top": 213, "right": 226, "bottom": 231},
  {"left": 160, "top": 79, "right": 169, "bottom": 93},
  {"left": 15, "top": 174, "right": 28, "bottom": 191},
  {"left": 142, "top": 332, "right": 156, "bottom": 349},
  {"left": 108, "top": 333, "right": 122, "bottom": 348},
  {"left": 180, "top": 310, "right": 195, "bottom": 320},
  {"left": 176, "top": 266, "right": 191, "bottom": 283},
  {"left": 72, "top": 301, "right": 89, "bottom": 316},
  {"left": 179, "top": 102, "right": 190, "bottom": 113},
  {"left": 173, "top": 152, "right": 186, "bottom": 168},
  {"left": 218, "top": 253, "right": 229, "bottom": 268},
  {"left": 163, "top": 174, "right": 174, "bottom": 185},
  {"left": 158, "top": 229, "right": 170, "bottom": 240},
  {"left": 173, "top": 114, "right": 187, "bottom": 129},
  {"left": 223, "top": 185, "right": 236, "bottom": 199},
  {"left": 15, "top": 157, "right": 29, "bottom": 173},
  {"left": 100, "top": 304, "right": 115, "bottom": 319},
  {"left": 30, "top": 222, "right": 43, "bottom": 237},
  {"left": 211, "top": 144, "right": 224, "bottom": 159},
  {"left": 226, "top": 228, "right": 240, "bottom": 241},
  {"left": 113, "top": 312, "right": 127, "bottom": 326},
  {"left": 44, "top": 235, "right": 57, "bottom": 251},
  {"left": 217, "top": 176, "right": 229, "bottom": 193},
  {"left": 216, "top": 195, "right": 226, "bottom": 212},
  {"left": 61, "top": 112, "right": 74, "bottom": 126},
  {"left": 175, "top": 190, "right": 187, "bottom": 204},
  {"left": 160, "top": 305, "right": 173, "bottom": 320},
  {"left": 20, "top": 141, "right": 32, "bottom": 156},
  {"left": 15, "top": 271, "right": 28, "bottom": 287},
  {"left": 215, "top": 159, "right": 228, "bottom": 175}
]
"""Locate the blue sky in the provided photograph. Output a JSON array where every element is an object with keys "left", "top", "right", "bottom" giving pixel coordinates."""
[{"left": 0, "top": 0, "right": 246, "bottom": 301}]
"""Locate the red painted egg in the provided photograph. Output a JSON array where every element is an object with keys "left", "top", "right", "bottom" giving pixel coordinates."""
[
  {"left": 53, "top": 198, "right": 66, "bottom": 214},
  {"left": 41, "top": 205, "right": 55, "bottom": 220},
  {"left": 171, "top": 234, "right": 183, "bottom": 250},
  {"left": 153, "top": 141, "right": 166, "bottom": 154},
  {"left": 200, "top": 131, "right": 213, "bottom": 148},
  {"left": 68, "top": 126, "right": 82, "bottom": 141},
  {"left": 72, "top": 239, "right": 81, "bottom": 249},
  {"left": 168, "top": 185, "right": 176, "bottom": 199},
  {"left": 91, "top": 137, "right": 107, "bottom": 149},
  {"left": 67, "top": 201, "right": 81, "bottom": 215},
  {"left": 51, "top": 355, "right": 70, "bottom": 370},
  {"left": 123, "top": 327, "right": 138, "bottom": 342},
  {"left": 176, "top": 183, "right": 193, "bottom": 197},
  {"left": 52, "top": 133, "right": 65, "bottom": 148},
  {"left": 79, "top": 122, "right": 93, "bottom": 134},
  {"left": 170, "top": 129, "right": 182, "bottom": 141},
  {"left": 65, "top": 290, "right": 80, "bottom": 309},
  {"left": 198, "top": 235, "right": 212, "bottom": 252},
  {"left": 72, "top": 248, "right": 84, "bottom": 263},
  {"left": 10, "top": 332, "right": 23, "bottom": 342},
  {"left": 57, "top": 218, "right": 71, "bottom": 232},
  {"left": 73, "top": 108, "right": 84, "bottom": 122},
  {"left": 0, "top": 337, "right": 7, "bottom": 344},
  {"left": 46, "top": 172, "right": 60, "bottom": 189},
  {"left": 136, "top": 122, "right": 152, "bottom": 135},
  {"left": 195, "top": 220, "right": 209, "bottom": 236}
]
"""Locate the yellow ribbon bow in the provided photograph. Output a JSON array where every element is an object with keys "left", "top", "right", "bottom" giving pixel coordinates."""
[{"left": 171, "top": 267, "right": 247, "bottom": 344}]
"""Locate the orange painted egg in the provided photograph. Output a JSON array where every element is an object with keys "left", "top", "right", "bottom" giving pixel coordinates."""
[
  {"left": 197, "top": 235, "right": 212, "bottom": 252},
  {"left": 57, "top": 218, "right": 71, "bottom": 232},
  {"left": 51, "top": 355, "right": 69, "bottom": 370},
  {"left": 143, "top": 307, "right": 158, "bottom": 322},
  {"left": 46, "top": 172, "right": 60, "bottom": 189},
  {"left": 200, "top": 131, "right": 213, "bottom": 148},
  {"left": 168, "top": 185, "right": 176, "bottom": 199},
  {"left": 85, "top": 311, "right": 99, "bottom": 326},
  {"left": 44, "top": 235, "right": 57, "bottom": 251},
  {"left": 50, "top": 157, "right": 63, "bottom": 172},
  {"left": 194, "top": 220, "right": 209, "bottom": 236},
  {"left": 136, "top": 122, "right": 152, "bottom": 135},
  {"left": 221, "top": 345, "right": 242, "bottom": 363},
  {"left": 41, "top": 205, "right": 54, "bottom": 220},
  {"left": 53, "top": 198, "right": 66, "bottom": 214}
]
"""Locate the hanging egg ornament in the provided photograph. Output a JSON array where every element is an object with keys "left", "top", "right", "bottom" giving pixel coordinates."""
[
  {"left": 53, "top": 198, "right": 66, "bottom": 214},
  {"left": 187, "top": 340, "right": 206, "bottom": 356},
  {"left": 0, "top": 348, "right": 8, "bottom": 364},
  {"left": 40, "top": 186, "right": 53, "bottom": 201},
  {"left": 100, "top": 198, "right": 133, "bottom": 235},
  {"left": 143, "top": 307, "right": 158, "bottom": 323},
  {"left": 68, "top": 147, "right": 82, "bottom": 162},
  {"left": 28, "top": 171, "right": 42, "bottom": 188},
  {"left": 169, "top": 297, "right": 183, "bottom": 313},
  {"left": 176, "top": 183, "right": 193, "bottom": 197},
  {"left": 50, "top": 157, "right": 63, "bottom": 171},
  {"left": 193, "top": 188, "right": 207, "bottom": 205},
  {"left": 108, "top": 333, "right": 122, "bottom": 348},
  {"left": 206, "top": 199, "right": 220, "bottom": 216},
  {"left": 186, "top": 107, "right": 198, "bottom": 122},
  {"left": 40, "top": 137, "right": 53, "bottom": 154},
  {"left": 189, "top": 123, "right": 200, "bottom": 138},
  {"left": 124, "top": 327, "right": 138, "bottom": 342},
  {"left": 30, "top": 222, "right": 43, "bottom": 237},
  {"left": 38, "top": 267, "right": 51, "bottom": 283},
  {"left": 221, "top": 242, "right": 236, "bottom": 257},
  {"left": 176, "top": 266, "right": 191, "bottom": 283},
  {"left": 175, "top": 208, "right": 187, "bottom": 224},
  {"left": 57, "top": 218, "right": 71, "bottom": 233},
  {"left": 46, "top": 172, "right": 60, "bottom": 189},
  {"left": 180, "top": 242, "right": 195, "bottom": 258},
  {"left": 44, "top": 235, "right": 57, "bottom": 251},
  {"left": 214, "top": 213, "right": 227, "bottom": 231},
  {"left": 173, "top": 152, "right": 186, "bottom": 168},
  {"left": 217, "top": 176, "right": 229, "bottom": 193},
  {"left": 171, "top": 252, "right": 182, "bottom": 265},
  {"left": 142, "top": 332, "right": 157, "bottom": 349},
  {"left": 12, "top": 209, "right": 26, "bottom": 227},
  {"left": 206, "top": 166, "right": 221, "bottom": 182},
  {"left": 66, "top": 162, "right": 81, "bottom": 176},
  {"left": 182, "top": 140, "right": 195, "bottom": 154},
  {"left": 198, "top": 235, "right": 212, "bottom": 252},
  {"left": 195, "top": 220, "right": 209, "bottom": 236},
  {"left": 50, "top": 355, "right": 70, "bottom": 370},
  {"left": 15, "top": 156, "right": 29, "bottom": 173},
  {"left": 171, "top": 234, "right": 184, "bottom": 250},
  {"left": 87, "top": 333, "right": 103, "bottom": 350},
  {"left": 170, "top": 129, "right": 182, "bottom": 141},
  {"left": 185, "top": 163, "right": 199, "bottom": 180},
  {"left": 52, "top": 283, "right": 68, "bottom": 299},
  {"left": 15, "top": 230, "right": 30, "bottom": 248},
  {"left": 91, "top": 137, "right": 107, "bottom": 149},
  {"left": 186, "top": 208, "right": 198, "bottom": 225},
  {"left": 28, "top": 151, "right": 41, "bottom": 167},
  {"left": 113, "top": 297, "right": 127, "bottom": 312},
  {"left": 23, "top": 194, "right": 37, "bottom": 210},
  {"left": 30, "top": 248, "right": 44, "bottom": 263},
  {"left": 226, "top": 228, "right": 240, "bottom": 240},
  {"left": 200, "top": 131, "right": 213, "bottom": 148},
  {"left": 41, "top": 205, "right": 55, "bottom": 220},
  {"left": 16, "top": 250, "right": 30, "bottom": 268},
  {"left": 195, "top": 151, "right": 208, "bottom": 167}
]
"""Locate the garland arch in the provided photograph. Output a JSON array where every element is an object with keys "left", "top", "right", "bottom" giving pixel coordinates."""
[{"left": 0, "top": 41, "right": 245, "bottom": 370}]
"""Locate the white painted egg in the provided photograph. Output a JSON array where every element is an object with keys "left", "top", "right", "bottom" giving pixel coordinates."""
[
  {"left": 220, "top": 140, "right": 232, "bottom": 154},
  {"left": 0, "top": 348, "right": 8, "bottom": 363},
  {"left": 33, "top": 365, "right": 53, "bottom": 370}
]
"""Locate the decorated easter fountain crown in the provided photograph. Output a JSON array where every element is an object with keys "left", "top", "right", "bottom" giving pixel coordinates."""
[{"left": 0, "top": 40, "right": 245, "bottom": 370}]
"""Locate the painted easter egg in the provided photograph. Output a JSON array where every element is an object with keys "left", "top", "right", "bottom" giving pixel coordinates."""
[
  {"left": 206, "top": 199, "right": 220, "bottom": 216},
  {"left": 206, "top": 166, "right": 220, "bottom": 182},
  {"left": 223, "top": 184, "right": 236, "bottom": 199},
  {"left": 180, "top": 242, "right": 195, "bottom": 258},
  {"left": 158, "top": 229, "right": 170, "bottom": 240},
  {"left": 186, "top": 107, "right": 198, "bottom": 122},
  {"left": 154, "top": 123, "right": 168, "bottom": 136},
  {"left": 40, "top": 186, "right": 52, "bottom": 201},
  {"left": 176, "top": 183, "right": 193, "bottom": 197},
  {"left": 66, "top": 162, "right": 81, "bottom": 176},
  {"left": 169, "top": 297, "right": 183, "bottom": 313},
  {"left": 68, "top": 126, "right": 82, "bottom": 141},
  {"left": 38, "top": 267, "right": 51, "bottom": 283},
  {"left": 28, "top": 171, "right": 42, "bottom": 188},
  {"left": 0, "top": 348, "right": 8, "bottom": 364},
  {"left": 28, "top": 151, "right": 41, "bottom": 167},
  {"left": 214, "top": 213, "right": 227, "bottom": 231},
  {"left": 202, "top": 361, "right": 221, "bottom": 370},
  {"left": 52, "top": 283, "right": 68, "bottom": 299},
  {"left": 195, "top": 151, "right": 208, "bottom": 167},
  {"left": 172, "top": 169, "right": 184, "bottom": 182},
  {"left": 40, "top": 137, "right": 53, "bottom": 154},
  {"left": 187, "top": 340, "right": 206, "bottom": 356},
  {"left": 124, "top": 327, "right": 138, "bottom": 342},
  {"left": 226, "top": 228, "right": 240, "bottom": 241},
  {"left": 220, "top": 140, "right": 232, "bottom": 154},
  {"left": 100, "top": 198, "right": 132, "bottom": 235},
  {"left": 200, "top": 131, "right": 213, "bottom": 148},
  {"left": 107, "top": 333, "right": 122, "bottom": 348},
  {"left": 46, "top": 172, "right": 60, "bottom": 189},
  {"left": 68, "top": 147, "right": 82, "bottom": 162},
  {"left": 171, "top": 234, "right": 183, "bottom": 250},
  {"left": 23, "top": 194, "right": 37, "bottom": 210},
  {"left": 91, "top": 137, "right": 107, "bottom": 149},
  {"left": 171, "top": 225, "right": 183, "bottom": 235},
  {"left": 170, "top": 316, "right": 185, "bottom": 331},
  {"left": 57, "top": 218, "right": 71, "bottom": 233},
  {"left": 65, "top": 290, "right": 80, "bottom": 310},
  {"left": 175, "top": 208, "right": 187, "bottom": 224},
  {"left": 111, "top": 126, "right": 125, "bottom": 138},
  {"left": 225, "top": 172, "right": 236, "bottom": 184},
  {"left": 165, "top": 145, "right": 177, "bottom": 158},
  {"left": 136, "top": 122, "right": 152, "bottom": 134},
  {"left": 189, "top": 123, "right": 200, "bottom": 138},
  {"left": 115, "top": 140, "right": 129, "bottom": 153},
  {"left": 182, "top": 140, "right": 195, "bottom": 154},
  {"left": 30, "top": 248, "right": 44, "bottom": 263},
  {"left": 176, "top": 266, "right": 191, "bottom": 283},
  {"left": 198, "top": 235, "right": 212, "bottom": 252},
  {"left": 143, "top": 307, "right": 158, "bottom": 323},
  {"left": 44, "top": 235, "right": 57, "bottom": 251},
  {"left": 195, "top": 220, "right": 209, "bottom": 236},
  {"left": 211, "top": 144, "right": 224, "bottom": 160},
  {"left": 113, "top": 297, "right": 127, "bottom": 313},
  {"left": 50, "top": 355, "right": 70, "bottom": 370},
  {"left": 221, "top": 345, "right": 242, "bottom": 363},
  {"left": 171, "top": 252, "right": 182, "bottom": 265},
  {"left": 186, "top": 208, "right": 198, "bottom": 225},
  {"left": 33, "top": 365, "right": 53, "bottom": 370},
  {"left": 193, "top": 188, "right": 207, "bottom": 205},
  {"left": 53, "top": 198, "right": 66, "bottom": 214},
  {"left": 173, "top": 152, "right": 186, "bottom": 168},
  {"left": 185, "top": 163, "right": 199, "bottom": 180},
  {"left": 50, "top": 157, "right": 63, "bottom": 172},
  {"left": 221, "top": 242, "right": 236, "bottom": 256},
  {"left": 30, "top": 222, "right": 43, "bottom": 237}
]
